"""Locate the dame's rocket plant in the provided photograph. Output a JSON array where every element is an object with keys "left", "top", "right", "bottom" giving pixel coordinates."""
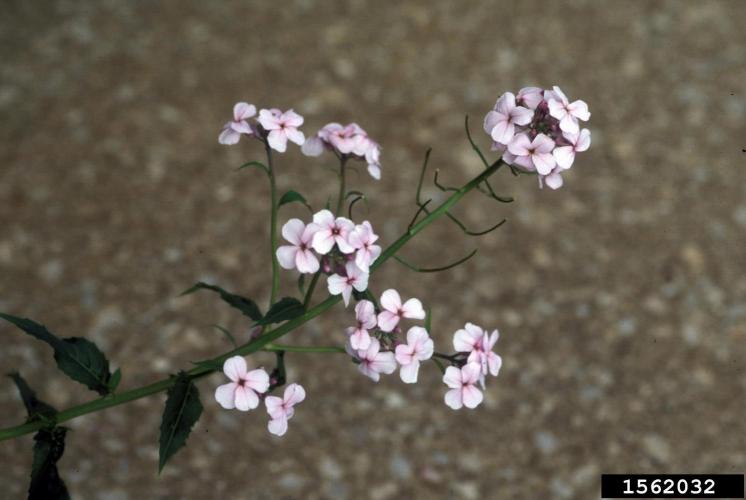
[{"left": 1, "top": 85, "right": 591, "bottom": 485}]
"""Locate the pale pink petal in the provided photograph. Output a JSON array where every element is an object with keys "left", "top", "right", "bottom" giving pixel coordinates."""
[
  {"left": 442, "top": 366, "right": 463, "bottom": 389},
  {"left": 377, "top": 310, "right": 400, "bottom": 332},
  {"left": 487, "top": 353, "right": 502, "bottom": 376},
  {"left": 380, "top": 289, "right": 402, "bottom": 312},
  {"left": 283, "top": 383, "right": 306, "bottom": 406},
  {"left": 547, "top": 99, "right": 567, "bottom": 120},
  {"left": 283, "top": 110, "right": 304, "bottom": 127},
  {"left": 367, "top": 163, "right": 381, "bottom": 180},
  {"left": 444, "top": 388, "right": 463, "bottom": 410},
  {"left": 576, "top": 128, "right": 591, "bottom": 151},
  {"left": 219, "top": 126, "right": 240, "bottom": 145},
  {"left": 507, "top": 133, "right": 531, "bottom": 156},
  {"left": 401, "top": 298, "right": 425, "bottom": 319},
  {"left": 215, "top": 383, "right": 237, "bottom": 409},
  {"left": 285, "top": 127, "right": 305, "bottom": 146},
  {"left": 245, "top": 368, "right": 270, "bottom": 393},
  {"left": 327, "top": 274, "right": 348, "bottom": 296},
  {"left": 553, "top": 146, "right": 575, "bottom": 170},
  {"left": 544, "top": 172, "right": 564, "bottom": 190},
  {"left": 406, "top": 326, "right": 429, "bottom": 347},
  {"left": 281, "top": 219, "right": 305, "bottom": 245},
  {"left": 230, "top": 120, "right": 253, "bottom": 135},
  {"left": 268, "top": 416, "right": 288, "bottom": 436},
  {"left": 349, "top": 328, "right": 371, "bottom": 350},
  {"left": 559, "top": 113, "right": 579, "bottom": 134},
  {"left": 295, "top": 249, "right": 319, "bottom": 274},
  {"left": 358, "top": 363, "right": 380, "bottom": 382},
  {"left": 399, "top": 360, "right": 420, "bottom": 384},
  {"left": 265, "top": 395, "right": 284, "bottom": 418},
  {"left": 461, "top": 385, "right": 484, "bottom": 409},
  {"left": 276, "top": 245, "right": 299, "bottom": 270},
  {"left": 371, "top": 351, "right": 397, "bottom": 375},
  {"left": 267, "top": 130, "right": 288, "bottom": 153},
  {"left": 462, "top": 363, "right": 482, "bottom": 385},
  {"left": 532, "top": 152, "right": 556, "bottom": 175},
  {"left": 568, "top": 100, "right": 590, "bottom": 121},
  {"left": 483, "top": 110, "right": 501, "bottom": 134},
  {"left": 223, "top": 356, "right": 247, "bottom": 382},
  {"left": 453, "top": 327, "right": 480, "bottom": 352},
  {"left": 511, "top": 106, "right": 533, "bottom": 126},
  {"left": 341, "top": 285, "right": 353, "bottom": 306},
  {"left": 495, "top": 92, "right": 516, "bottom": 115},
  {"left": 233, "top": 102, "right": 256, "bottom": 121},
  {"left": 490, "top": 119, "right": 514, "bottom": 145},
  {"left": 302, "top": 136, "right": 325, "bottom": 156},
  {"left": 312, "top": 209, "right": 335, "bottom": 227},
  {"left": 234, "top": 385, "right": 259, "bottom": 411},
  {"left": 312, "top": 230, "right": 335, "bottom": 254},
  {"left": 258, "top": 109, "right": 280, "bottom": 130},
  {"left": 355, "top": 300, "right": 377, "bottom": 328},
  {"left": 395, "top": 344, "right": 415, "bottom": 365}
]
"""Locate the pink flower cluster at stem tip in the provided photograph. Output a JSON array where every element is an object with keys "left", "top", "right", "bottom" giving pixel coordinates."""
[
  {"left": 302, "top": 122, "right": 383, "bottom": 180},
  {"left": 484, "top": 86, "right": 591, "bottom": 190}
]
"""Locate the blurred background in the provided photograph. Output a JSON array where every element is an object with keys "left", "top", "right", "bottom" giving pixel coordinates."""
[{"left": 1, "top": 1, "right": 745, "bottom": 498}]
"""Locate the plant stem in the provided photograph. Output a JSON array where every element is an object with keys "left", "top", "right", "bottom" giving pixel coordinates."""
[
  {"left": 266, "top": 143, "right": 280, "bottom": 306},
  {"left": 302, "top": 271, "right": 321, "bottom": 308},
  {"left": 0, "top": 159, "right": 503, "bottom": 443},
  {"left": 335, "top": 157, "right": 348, "bottom": 216},
  {"left": 263, "top": 343, "right": 346, "bottom": 353}
]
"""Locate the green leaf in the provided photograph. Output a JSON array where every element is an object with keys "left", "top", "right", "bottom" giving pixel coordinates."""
[
  {"left": 211, "top": 324, "right": 238, "bottom": 348},
  {"left": 107, "top": 368, "right": 122, "bottom": 392},
  {"left": 180, "top": 282, "right": 263, "bottom": 321},
  {"left": 0, "top": 313, "right": 113, "bottom": 395},
  {"left": 29, "top": 427, "right": 70, "bottom": 500},
  {"left": 159, "top": 372, "right": 203, "bottom": 473},
  {"left": 8, "top": 372, "right": 57, "bottom": 421},
  {"left": 297, "top": 274, "right": 306, "bottom": 296},
  {"left": 278, "top": 190, "right": 312, "bottom": 212},
  {"left": 236, "top": 160, "right": 269, "bottom": 174},
  {"left": 255, "top": 297, "right": 305, "bottom": 326}
]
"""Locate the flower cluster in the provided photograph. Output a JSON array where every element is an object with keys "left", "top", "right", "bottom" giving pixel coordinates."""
[
  {"left": 215, "top": 356, "right": 305, "bottom": 437},
  {"left": 302, "top": 122, "right": 383, "bottom": 180},
  {"left": 219, "top": 102, "right": 306, "bottom": 153},
  {"left": 484, "top": 86, "right": 591, "bottom": 189},
  {"left": 277, "top": 209, "right": 381, "bottom": 306}
]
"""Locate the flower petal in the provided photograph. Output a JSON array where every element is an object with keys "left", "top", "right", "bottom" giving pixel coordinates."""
[
  {"left": 284, "top": 383, "right": 306, "bottom": 406},
  {"left": 223, "top": 356, "right": 247, "bottom": 382},
  {"left": 245, "top": 368, "right": 270, "bottom": 393},
  {"left": 276, "top": 245, "right": 298, "bottom": 270},
  {"left": 399, "top": 360, "right": 420, "bottom": 384},
  {"left": 267, "top": 129, "right": 288, "bottom": 153},
  {"left": 444, "top": 388, "right": 463, "bottom": 410},
  {"left": 377, "top": 310, "right": 399, "bottom": 332},
  {"left": 268, "top": 416, "right": 288, "bottom": 436},
  {"left": 380, "top": 289, "right": 401, "bottom": 312},
  {"left": 234, "top": 386, "right": 259, "bottom": 411},
  {"left": 214, "top": 383, "right": 237, "bottom": 409}
]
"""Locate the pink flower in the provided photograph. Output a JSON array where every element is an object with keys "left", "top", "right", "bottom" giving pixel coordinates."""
[
  {"left": 214, "top": 356, "right": 270, "bottom": 411},
  {"left": 257, "top": 108, "right": 305, "bottom": 153},
  {"left": 350, "top": 338, "right": 396, "bottom": 382},
  {"left": 394, "top": 326, "right": 434, "bottom": 383},
  {"left": 265, "top": 383, "right": 305, "bottom": 437},
  {"left": 327, "top": 261, "right": 369, "bottom": 306},
  {"left": 507, "top": 133, "right": 556, "bottom": 175},
  {"left": 483, "top": 92, "right": 533, "bottom": 145},
  {"left": 348, "top": 221, "right": 381, "bottom": 272},
  {"left": 453, "top": 323, "right": 502, "bottom": 386},
  {"left": 546, "top": 86, "right": 590, "bottom": 134},
  {"left": 443, "top": 362, "right": 484, "bottom": 410},
  {"left": 377, "top": 289, "right": 426, "bottom": 332},
  {"left": 218, "top": 102, "right": 256, "bottom": 145},
  {"left": 552, "top": 128, "right": 591, "bottom": 170},
  {"left": 346, "top": 299, "right": 376, "bottom": 350},
  {"left": 311, "top": 209, "right": 355, "bottom": 254},
  {"left": 516, "top": 86, "right": 544, "bottom": 110},
  {"left": 276, "top": 219, "right": 320, "bottom": 274},
  {"left": 539, "top": 167, "right": 566, "bottom": 190},
  {"left": 302, "top": 122, "right": 382, "bottom": 180}
]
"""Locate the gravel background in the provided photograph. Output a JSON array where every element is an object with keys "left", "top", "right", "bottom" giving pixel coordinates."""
[{"left": 1, "top": 1, "right": 745, "bottom": 498}]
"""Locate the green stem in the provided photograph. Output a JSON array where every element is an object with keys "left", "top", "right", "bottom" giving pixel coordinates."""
[
  {"left": 302, "top": 271, "right": 321, "bottom": 308},
  {"left": 335, "top": 157, "right": 348, "bottom": 216},
  {"left": 263, "top": 343, "right": 345, "bottom": 354},
  {"left": 0, "top": 159, "right": 503, "bottom": 443},
  {"left": 266, "top": 143, "right": 280, "bottom": 306}
]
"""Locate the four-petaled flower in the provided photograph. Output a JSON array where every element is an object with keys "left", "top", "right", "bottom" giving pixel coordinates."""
[
  {"left": 346, "top": 299, "right": 376, "bottom": 350},
  {"left": 311, "top": 209, "right": 355, "bottom": 255},
  {"left": 265, "top": 383, "right": 306, "bottom": 437},
  {"left": 348, "top": 221, "right": 381, "bottom": 272},
  {"left": 258, "top": 108, "right": 305, "bottom": 153},
  {"left": 553, "top": 128, "right": 591, "bottom": 170},
  {"left": 483, "top": 92, "right": 533, "bottom": 145},
  {"left": 546, "top": 85, "right": 590, "bottom": 134},
  {"left": 507, "top": 133, "right": 557, "bottom": 175},
  {"left": 276, "top": 219, "right": 320, "bottom": 274},
  {"left": 214, "top": 356, "right": 270, "bottom": 411},
  {"left": 443, "top": 362, "right": 483, "bottom": 410},
  {"left": 350, "top": 338, "right": 397, "bottom": 382},
  {"left": 219, "top": 102, "right": 256, "bottom": 145},
  {"left": 377, "top": 289, "right": 426, "bottom": 332},
  {"left": 453, "top": 323, "right": 502, "bottom": 386},
  {"left": 394, "top": 326, "right": 434, "bottom": 383},
  {"left": 327, "top": 261, "right": 369, "bottom": 306}
]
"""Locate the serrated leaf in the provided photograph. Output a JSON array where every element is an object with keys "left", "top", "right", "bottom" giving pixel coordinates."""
[
  {"left": 0, "top": 313, "right": 112, "bottom": 395},
  {"left": 278, "top": 190, "right": 312, "bottom": 212},
  {"left": 29, "top": 427, "right": 70, "bottom": 500},
  {"left": 159, "top": 372, "right": 203, "bottom": 473},
  {"left": 180, "top": 282, "right": 263, "bottom": 321},
  {"left": 8, "top": 372, "right": 57, "bottom": 421},
  {"left": 255, "top": 297, "right": 305, "bottom": 326}
]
